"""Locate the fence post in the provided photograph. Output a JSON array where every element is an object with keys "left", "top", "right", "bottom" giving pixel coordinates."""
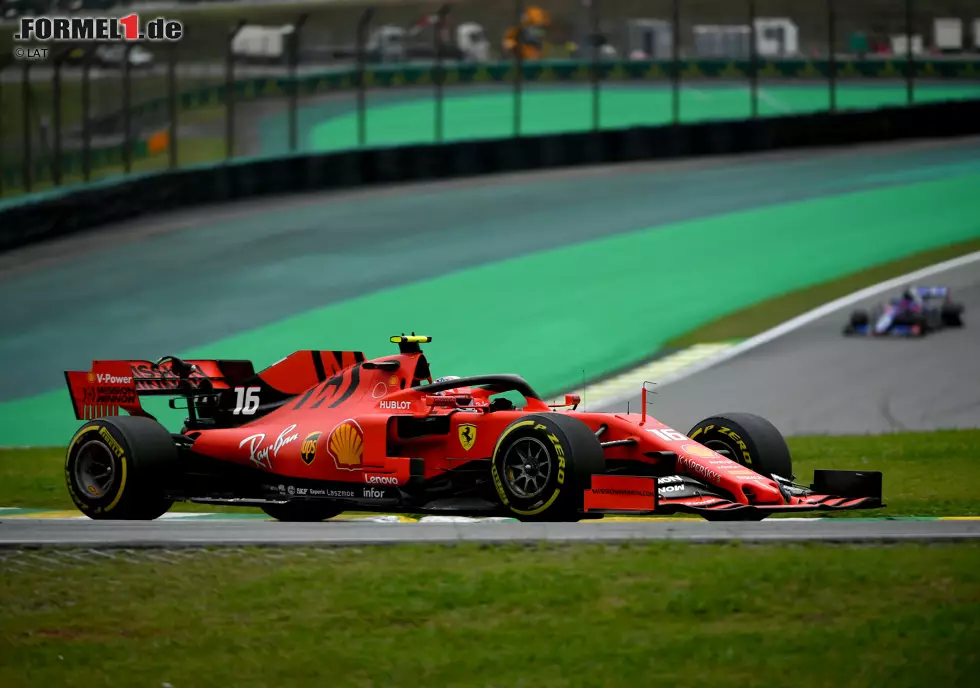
[
  {"left": 168, "top": 40, "right": 177, "bottom": 169},
  {"left": 828, "top": 0, "right": 836, "bottom": 112},
  {"left": 226, "top": 20, "right": 247, "bottom": 161},
  {"left": 434, "top": 4, "right": 450, "bottom": 143},
  {"left": 122, "top": 43, "right": 133, "bottom": 174},
  {"left": 0, "top": 56, "right": 9, "bottom": 198},
  {"left": 749, "top": 0, "right": 758, "bottom": 118},
  {"left": 51, "top": 47, "right": 68, "bottom": 187},
  {"left": 512, "top": 0, "right": 523, "bottom": 138},
  {"left": 82, "top": 47, "right": 92, "bottom": 182},
  {"left": 21, "top": 61, "right": 31, "bottom": 193},
  {"left": 288, "top": 13, "right": 308, "bottom": 153},
  {"left": 671, "top": 0, "right": 680, "bottom": 125},
  {"left": 0, "top": 59, "right": 5, "bottom": 197},
  {"left": 356, "top": 9, "right": 374, "bottom": 148},
  {"left": 590, "top": 0, "right": 600, "bottom": 132},
  {"left": 905, "top": 0, "right": 913, "bottom": 104}
]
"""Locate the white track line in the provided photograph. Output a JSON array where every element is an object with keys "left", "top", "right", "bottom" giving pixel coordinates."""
[
  {"left": 590, "top": 250, "right": 980, "bottom": 411},
  {"left": 571, "top": 343, "right": 736, "bottom": 411}
]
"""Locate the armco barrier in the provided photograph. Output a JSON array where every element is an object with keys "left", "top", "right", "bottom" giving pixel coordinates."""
[{"left": 2, "top": 98, "right": 979, "bottom": 254}]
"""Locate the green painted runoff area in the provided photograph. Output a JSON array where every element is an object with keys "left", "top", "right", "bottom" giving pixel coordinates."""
[
  {"left": 2, "top": 172, "right": 979, "bottom": 446},
  {"left": 302, "top": 84, "right": 980, "bottom": 152}
]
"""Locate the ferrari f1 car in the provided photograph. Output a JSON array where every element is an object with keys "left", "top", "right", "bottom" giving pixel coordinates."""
[
  {"left": 63, "top": 335, "right": 883, "bottom": 522},
  {"left": 843, "top": 286, "right": 964, "bottom": 337}
]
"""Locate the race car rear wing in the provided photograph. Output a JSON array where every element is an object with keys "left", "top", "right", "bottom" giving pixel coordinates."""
[
  {"left": 64, "top": 357, "right": 247, "bottom": 421},
  {"left": 64, "top": 351, "right": 369, "bottom": 421}
]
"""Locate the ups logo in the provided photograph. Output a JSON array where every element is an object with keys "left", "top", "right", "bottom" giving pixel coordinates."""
[{"left": 301, "top": 432, "right": 322, "bottom": 466}]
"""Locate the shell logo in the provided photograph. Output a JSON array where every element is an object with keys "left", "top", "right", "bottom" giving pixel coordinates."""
[
  {"left": 87, "top": 372, "right": 95, "bottom": 382},
  {"left": 681, "top": 443, "right": 721, "bottom": 459},
  {"left": 327, "top": 420, "right": 364, "bottom": 470}
]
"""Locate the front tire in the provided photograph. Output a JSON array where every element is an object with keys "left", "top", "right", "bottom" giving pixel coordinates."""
[
  {"left": 491, "top": 414, "right": 605, "bottom": 521},
  {"left": 687, "top": 412, "right": 793, "bottom": 481},
  {"left": 65, "top": 417, "right": 176, "bottom": 520}
]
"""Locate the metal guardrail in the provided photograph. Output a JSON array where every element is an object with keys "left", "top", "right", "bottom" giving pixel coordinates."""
[{"left": 1, "top": 0, "right": 977, "bottom": 198}]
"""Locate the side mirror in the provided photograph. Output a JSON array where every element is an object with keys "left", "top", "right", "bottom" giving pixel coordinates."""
[{"left": 564, "top": 394, "right": 581, "bottom": 410}]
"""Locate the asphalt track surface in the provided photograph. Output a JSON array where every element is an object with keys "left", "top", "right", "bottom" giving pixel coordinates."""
[
  {"left": 601, "top": 257, "right": 980, "bottom": 436},
  {"left": 1, "top": 518, "right": 978, "bottom": 547},
  {"left": 4, "top": 136, "right": 980, "bottom": 402}
]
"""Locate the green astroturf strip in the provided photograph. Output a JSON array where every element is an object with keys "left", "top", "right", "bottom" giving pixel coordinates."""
[
  {"left": 303, "top": 85, "right": 980, "bottom": 152},
  {"left": 1, "top": 172, "right": 978, "bottom": 445}
]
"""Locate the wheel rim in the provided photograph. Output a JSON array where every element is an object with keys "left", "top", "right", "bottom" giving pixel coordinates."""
[
  {"left": 502, "top": 437, "right": 552, "bottom": 499},
  {"left": 74, "top": 440, "right": 116, "bottom": 498}
]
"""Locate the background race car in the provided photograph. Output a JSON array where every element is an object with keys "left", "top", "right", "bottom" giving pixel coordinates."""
[{"left": 844, "top": 286, "right": 965, "bottom": 337}]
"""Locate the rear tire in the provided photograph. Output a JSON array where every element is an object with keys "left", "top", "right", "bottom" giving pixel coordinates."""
[
  {"left": 261, "top": 502, "right": 344, "bottom": 522},
  {"left": 491, "top": 413, "right": 605, "bottom": 522},
  {"left": 65, "top": 417, "right": 176, "bottom": 520},
  {"left": 942, "top": 303, "right": 964, "bottom": 327},
  {"left": 687, "top": 412, "right": 793, "bottom": 481}
]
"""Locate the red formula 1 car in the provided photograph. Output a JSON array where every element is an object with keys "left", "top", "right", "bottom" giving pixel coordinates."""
[{"left": 63, "top": 335, "right": 883, "bottom": 522}]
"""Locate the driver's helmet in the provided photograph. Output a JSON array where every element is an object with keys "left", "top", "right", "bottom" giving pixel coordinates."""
[
  {"left": 433, "top": 375, "right": 472, "bottom": 397},
  {"left": 903, "top": 286, "right": 923, "bottom": 307}
]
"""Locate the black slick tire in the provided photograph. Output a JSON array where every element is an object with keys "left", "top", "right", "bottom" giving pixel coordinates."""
[
  {"left": 65, "top": 416, "right": 177, "bottom": 520},
  {"left": 491, "top": 413, "right": 605, "bottom": 522},
  {"left": 687, "top": 412, "right": 793, "bottom": 481},
  {"left": 941, "top": 303, "right": 964, "bottom": 327}
]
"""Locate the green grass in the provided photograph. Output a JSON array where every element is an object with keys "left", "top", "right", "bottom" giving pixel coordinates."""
[
  {"left": 667, "top": 235, "right": 980, "bottom": 349},
  {"left": 786, "top": 430, "right": 980, "bottom": 518},
  {"left": 2, "top": 429, "right": 978, "bottom": 517},
  {"left": 1, "top": 542, "right": 978, "bottom": 687}
]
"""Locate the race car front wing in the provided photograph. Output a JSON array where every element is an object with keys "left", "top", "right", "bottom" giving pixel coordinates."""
[{"left": 583, "top": 470, "right": 883, "bottom": 521}]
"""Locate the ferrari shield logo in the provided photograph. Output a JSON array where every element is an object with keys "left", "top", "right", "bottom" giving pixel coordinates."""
[{"left": 458, "top": 424, "right": 477, "bottom": 452}]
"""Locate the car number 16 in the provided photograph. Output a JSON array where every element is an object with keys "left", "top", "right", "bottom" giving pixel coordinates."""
[
  {"left": 647, "top": 428, "right": 688, "bottom": 441},
  {"left": 233, "top": 386, "right": 261, "bottom": 415}
]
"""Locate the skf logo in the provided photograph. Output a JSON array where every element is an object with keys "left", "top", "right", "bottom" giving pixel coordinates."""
[
  {"left": 301, "top": 431, "right": 322, "bottom": 466},
  {"left": 458, "top": 424, "right": 477, "bottom": 452},
  {"left": 328, "top": 420, "right": 364, "bottom": 470}
]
